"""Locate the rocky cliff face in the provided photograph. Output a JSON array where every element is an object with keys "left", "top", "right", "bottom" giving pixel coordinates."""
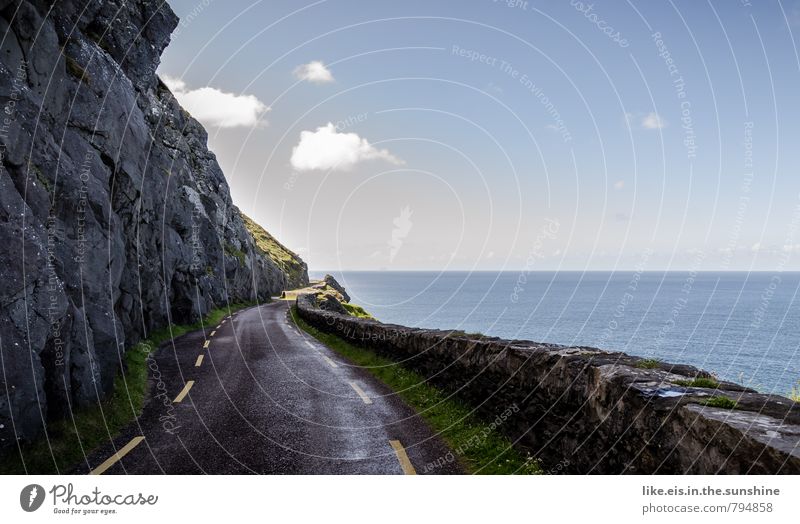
[{"left": 0, "top": 0, "right": 307, "bottom": 451}]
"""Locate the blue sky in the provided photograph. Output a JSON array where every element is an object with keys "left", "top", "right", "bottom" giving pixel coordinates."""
[{"left": 159, "top": 0, "right": 800, "bottom": 271}]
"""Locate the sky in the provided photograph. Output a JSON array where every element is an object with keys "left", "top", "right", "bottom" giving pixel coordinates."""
[{"left": 158, "top": 0, "right": 800, "bottom": 271}]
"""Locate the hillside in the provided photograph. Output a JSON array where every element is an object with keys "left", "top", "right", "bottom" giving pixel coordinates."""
[{"left": 242, "top": 213, "right": 307, "bottom": 290}]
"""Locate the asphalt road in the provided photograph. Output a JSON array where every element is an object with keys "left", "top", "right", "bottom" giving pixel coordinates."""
[{"left": 75, "top": 301, "right": 462, "bottom": 474}]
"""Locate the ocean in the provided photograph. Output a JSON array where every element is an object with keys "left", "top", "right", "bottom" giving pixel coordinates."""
[{"left": 310, "top": 271, "right": 800, "bottom": 395}]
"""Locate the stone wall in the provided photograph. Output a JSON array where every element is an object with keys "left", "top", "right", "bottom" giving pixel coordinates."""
[{"left": 297, "top": 294, "right": 800, "bottom": 474}]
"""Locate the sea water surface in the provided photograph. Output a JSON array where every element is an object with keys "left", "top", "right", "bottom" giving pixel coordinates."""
[{"left": 311, "top": 271, "right": 800, "bottom": 394}]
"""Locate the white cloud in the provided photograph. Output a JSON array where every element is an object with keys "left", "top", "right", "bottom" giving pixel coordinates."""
[
  {"left": 614, "top": 179, "right": 625, "bottom": 190},
  {"left": 293, "top": 61, "right": 335, "bottom": 84},
  {"left": 290, "top": 123, "right": 403, "bottom": 171},
  {"left": 487, "top": 82, "right": 504, "bottom": 95},
  {"left": 641, "top": 112, "right": 667, "bottom": 129},
  {"left": 161, "top": 75, "right": 269, "bottom": 128}
]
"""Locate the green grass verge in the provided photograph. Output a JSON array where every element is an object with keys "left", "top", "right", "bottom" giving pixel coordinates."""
[
  {"left": 341, "top": 302, "right": 374, "bottom": 320},
  {"left": 702, "top": 396, "right": 738, "bottom": 409},
  {"left": 790, "top": 382, "right": 800, "bottom": 402},
  {"left": 674, "top": 377, "right": 720, "bottom": 389},
  {"left": 0, "top": 301, "right": 258, "bottom": 475},
  {"left": 290, "top": 307, "right": 541, "bottom": 475}
]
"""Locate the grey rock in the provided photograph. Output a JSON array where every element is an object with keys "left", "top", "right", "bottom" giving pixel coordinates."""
[
  {"left": 322, "top": 274, "right": 350, "bottom": 303},
  {"left": 0, "top": 0, "right": 307, "bottom": 452}
]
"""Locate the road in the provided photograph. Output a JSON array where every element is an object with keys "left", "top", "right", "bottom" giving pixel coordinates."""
[{"left": 75, "top": 301, "right": 461, "bottom": 474}]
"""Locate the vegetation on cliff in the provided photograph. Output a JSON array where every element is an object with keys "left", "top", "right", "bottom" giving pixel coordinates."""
[{"left": 242, "top": 213, "right": 308, "bottom": 289}]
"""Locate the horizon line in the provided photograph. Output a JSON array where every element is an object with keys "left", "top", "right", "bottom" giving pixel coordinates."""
[{"left": 309, "top": 269, "right": 800, "bottom": 273}]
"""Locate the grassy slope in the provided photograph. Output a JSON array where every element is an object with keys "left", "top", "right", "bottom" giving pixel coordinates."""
[
  {"left": 290, "top": 306, "right": 541, "bottom": 475},
  {"left": 241, "top": 213, "right": 306, "bottom": 288},
  {"left": 0, "top": 301, "right": 257, "bottom": 474},
  {"left": 341, "top": 302, "right": 374, "bottom": 319}
]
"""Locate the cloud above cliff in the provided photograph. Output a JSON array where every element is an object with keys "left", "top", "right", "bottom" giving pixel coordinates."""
[
  {"left": 290, "top": 123, "right": 403, "bottom": 171},
  {"left": 641, "top": 112, "right": 667, "bottom": 129},
  {"left": 624, "top": 112, "right": 667, "bottom": 130},
  {"left": 161, "top": 75, "right": 269, "bottom": 128},
  {"left": 293, "top": 61, "right": 335, "bottom": 84}
]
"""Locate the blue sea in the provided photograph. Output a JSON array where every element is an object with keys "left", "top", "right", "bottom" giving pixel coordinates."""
[{"left": 311, "top": 271, "right": 800, "bottom": 394}]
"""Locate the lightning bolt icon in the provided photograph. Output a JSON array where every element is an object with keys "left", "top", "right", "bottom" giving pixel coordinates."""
[{"left": 28, "top": 486, "right": 37, "bottom": 508}]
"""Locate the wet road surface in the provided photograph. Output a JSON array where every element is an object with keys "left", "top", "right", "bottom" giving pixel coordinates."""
[{"left": 75, "top": 301, "right": 461, "bottom": 474}]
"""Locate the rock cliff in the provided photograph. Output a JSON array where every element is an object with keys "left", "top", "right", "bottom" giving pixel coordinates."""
[{"left": 0, "top": 0, "right": 307, "bottom": 451}]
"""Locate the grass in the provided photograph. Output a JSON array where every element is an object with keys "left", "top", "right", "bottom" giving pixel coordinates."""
[
  {"left": 29, "top": 164, "right": 52, "bottom": 192},
  {"left": 0, "top": 301, "right": 257, "bottom": 474},
  {"left": 341, "top": 302, "right": 374, "bottom": 319},
  {"left": 702, "top": 396, "right": 738, "bottom": 409},
  {"left": 242, "top": 213, "right": 306, "bottom": 288},
  {"left": 636, "top": 358, "right": 661, "bottom": 369},
  {"left": 224, "top": 243, "right": 246, "bottom": 264},
  {"left": 674, "top": 377, "right": 720, "bottom": 389},
  {"left": 791, "top": 382, "right": 800, "bottom": 402},
  {"left": 290, "top": 307, "right": 541, "bottom": 475}
]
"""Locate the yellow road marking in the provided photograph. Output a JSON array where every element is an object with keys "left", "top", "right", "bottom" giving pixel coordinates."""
[
  {"left": 348, "top": 382, "right": 373, "bottom": 404},
  {"left": 89, "top": 436, "right": 145, "bottom": 475},
  {"left": 203, "top": 340, "right": 210, "bottom": 349},
  {"left": 322, "top": 356, "right": 338, "bottom": 368},
  {"left": 389, "top": 440, "right": 416, "bottom": 475},
  {"left": 195, "top": 355, "right": 204, "bottom": 367},
  {"left": 173, "top": 380, "right": 194, "bottom": 403},
  {"left": 210, "top": 330, "right": 216, "bottom": 337}
]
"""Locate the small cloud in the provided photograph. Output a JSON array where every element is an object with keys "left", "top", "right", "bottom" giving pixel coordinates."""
[
  {"left": 751, "top": 242, "right": 762, "bottom": 252},
  {"left": 614, "top": 180, "right": 625, "bottom": 190},
  {"left": 293, "top": 61, "right": 335, "bottom": 84},
  {"left": 389, "top": 206, "right": 413, "bottom": 262},
  {"left": 486, "top": 251, "right": 495, "bottom": 259},
  {"left": 615, "top": 212, "right": 630, "bottom": 222},
  {"left": 641, "top": 112, "right": 667, "bottom": 129},
  {"left": 782, "top": 244, "right": 800, "bottom": 253},
  {"left": 162, "top": 75, "right": 269, "bottom": 128},
  {"left": 290, "top": 123, "right": 403, "bottom": 171},
  {"left": 487, "top": 82, "right": 504, "bottom": 95}
]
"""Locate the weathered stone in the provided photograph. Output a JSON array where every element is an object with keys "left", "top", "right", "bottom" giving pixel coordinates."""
[
  {"left": 322, "top": 274, "right": 350, "bottom": 303},
  {"left": 0, "top": 0, "right": 307, "bottom": 452}
]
